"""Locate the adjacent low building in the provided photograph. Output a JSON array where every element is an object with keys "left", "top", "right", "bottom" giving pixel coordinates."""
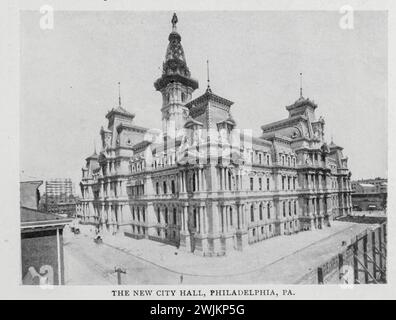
[
  {"left": 80, "top": 13, "right": 353, "bottom": 255},
  {"left": 20, "top": 180, "right": 71, "bottom": 285},
  {"left": 351, "top": 178, "right": 387, "bottom": 211}
]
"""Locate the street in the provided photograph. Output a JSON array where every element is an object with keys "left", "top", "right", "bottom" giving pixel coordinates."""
[{"left": 64, "top": 220, "right": 374, "bottom": 285}]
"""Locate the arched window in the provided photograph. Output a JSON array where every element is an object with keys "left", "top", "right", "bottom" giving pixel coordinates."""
[
  {"left": 267, "top": 178, "right": 270, "bottom": 190},
  {"left": 192, "top": 173, "right": 196, "bottom": 192},
  {"left": 228, "top": 171, "right": 232, "bottom": 190},
  {"left": 267, "top": 202, "right": 271, "bottom": 219},
  {"left": 163, "top": 181, "right": 167, "bottom": 194},
  {"left": 266, "top": 154, "right": 270, "bottom": 165},
  {"left": 250, "top": 205, "right": 254, "bottom": 222},
  {"left": 193, "top": 208, "right": 197, "bottom": 228},
  {"left": 171, "top": 180, "right": 176, "bottom": 194},
  {"left": 283, "top": 202, "right": 286, "bottom": 217},
  {"left": 157, "top": 208, "right": 160, "bottom": 223},
  {"left": 229, "top": 207, "right": 233, "bottom": 226}
]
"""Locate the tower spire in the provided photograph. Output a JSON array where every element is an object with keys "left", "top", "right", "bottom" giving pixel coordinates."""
[
  {"left": 206, "top": 59, "right": 212, "bottom": 93},
  {"left": 118, "top": 81, "right": 121, "bottom": 107},
  {"left": 171, "top": 12, "right": 178, "bottom": 32},
  {"left": 299, "top": 72, "right": 303, "bottom": 98}
]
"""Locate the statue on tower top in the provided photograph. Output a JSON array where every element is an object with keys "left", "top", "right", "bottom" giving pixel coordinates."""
[{"left": 172, "top": 13, "right": 178, "bottom": 32}]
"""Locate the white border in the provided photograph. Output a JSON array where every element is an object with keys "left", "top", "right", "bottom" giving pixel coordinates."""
[{"left": 0, "top": 0, "right": 394, "bottom": 300}]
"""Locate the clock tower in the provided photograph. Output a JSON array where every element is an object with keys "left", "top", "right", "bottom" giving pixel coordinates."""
[{"left": 154, "top": 13, "right": 199, "bottom": 138}]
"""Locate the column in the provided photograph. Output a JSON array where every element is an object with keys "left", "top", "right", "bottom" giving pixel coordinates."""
[
  {"left": 204, "top": 206, "right": 208, "bottom": 234},
  {"left": 101, "top": 203, "right": 106, "bottom": 230},
  {"left": 220, "top": 206, "right": 224, "bottom": 233},
  {"left": 180, "top": 207, "right": 184, "bottom": 230},
  {"left": 201, "top": 169, "right": 206, "bottom": 191},
  {"left": 237, "top": 204, "right": 241, "bottom": 229}
]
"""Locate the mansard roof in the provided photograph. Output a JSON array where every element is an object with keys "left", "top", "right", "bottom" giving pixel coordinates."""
[
  {"left": 85, "top": 151, "right": 98, "bottom": 161},
  {"left": 106, "top": 106, "right": 135, "bottom": 120},
  {"left": 286, "top": 96, "right": 317, "bottom": 111},
  {"left": 131, "top": 140, "right": 152, "bottom": 151},
  {"left": 217, "top": 115, "right": 236, "bottom": 126},
  {"left": 116, "top": 123, "right": 148, "bottom": 134},
  {"left": 261, "top": 115, "right": 306, "bottom": 132},
  {"left": 329, "top": 140, "right": 343, "bottom": 150},
  {"left": 185, "top": 89, "right": 234, "bottom": 109},
  {"left": 261, "top": 133, "right": 293, "bottom": 144},
  {"left": 184, "top": 116, "right": 203, "bottom": 128}
]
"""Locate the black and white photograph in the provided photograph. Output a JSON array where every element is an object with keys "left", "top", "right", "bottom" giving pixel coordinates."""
[{"left": 0, "top": 0, "right": 395, "bottom": 301}]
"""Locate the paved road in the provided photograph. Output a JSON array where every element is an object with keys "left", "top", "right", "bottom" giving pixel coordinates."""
[
  {"left": 64, "top": 235, "right": 181, "bottom": 285},
  {"left": 64, "top": 221, "right": 372, "bottom": 285}
]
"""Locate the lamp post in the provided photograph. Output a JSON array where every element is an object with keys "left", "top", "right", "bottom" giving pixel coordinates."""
[{"left": 114, "top": 267, "right": 127, "bottom": 285}]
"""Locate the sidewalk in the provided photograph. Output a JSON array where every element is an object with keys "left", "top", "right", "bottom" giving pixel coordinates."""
[{"left": 91, "top": 221, "right": 374, "bottom": 278}]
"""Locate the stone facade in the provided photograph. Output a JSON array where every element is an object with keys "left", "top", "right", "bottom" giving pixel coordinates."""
[{"left": 79, "top": 14, "right": 353, "bottom": 255}]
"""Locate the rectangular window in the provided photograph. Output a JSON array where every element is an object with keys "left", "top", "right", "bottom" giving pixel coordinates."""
[
  {"left": 259, "top": 178, "right": 262, "bottom": 191},
  {"left": 267, "top": 178, "right": 270, "bottom": 190},
  {"left": 250, "top": 177, "right": 254, "bottom": 191},
  {"left": 288, "top": 177, "right": 290, "bottom": 190},
  {"left": 282, "top": 176, "right": 285, "bottom": 190}
]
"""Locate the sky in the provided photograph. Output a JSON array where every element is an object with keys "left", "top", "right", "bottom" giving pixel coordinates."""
[{"left": 20, "top": 11, "right": 387, "bottom": 192}]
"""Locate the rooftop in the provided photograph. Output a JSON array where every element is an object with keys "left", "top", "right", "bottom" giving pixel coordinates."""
[{"left": 21, "top": 206, "right": 72, "bottom": 229}]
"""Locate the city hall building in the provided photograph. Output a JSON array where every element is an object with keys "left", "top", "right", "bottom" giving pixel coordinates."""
[{"left": 80, "top": 14, "right": 353, "bottom": 255}]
